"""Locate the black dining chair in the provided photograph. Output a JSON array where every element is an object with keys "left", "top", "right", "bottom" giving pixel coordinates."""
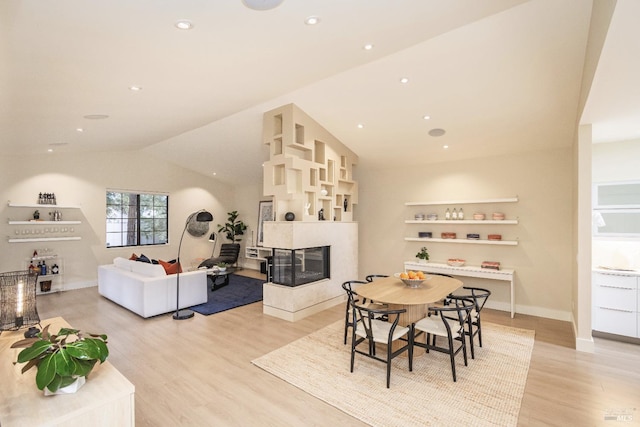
[
  {"left": 411, "top": 297, "right": 474, "bottom": 382},
  {"left": 446, "top": 287, "right": 491, "bottom": 359},
  {"left": 349, "top": 300, "right": 413, "bottom": 388},
  {"left": 365, "top": 274, "right": 388, "bottom": 282},
  {"left": 341, "top": 280, "right": 367, "bottom": 345}
]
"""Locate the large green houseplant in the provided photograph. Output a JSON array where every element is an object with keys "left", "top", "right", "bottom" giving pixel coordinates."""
[
  {"left": 218, "top": 210, "right": 247, "bottom": 243},
  {"left": 11, "top": 324, "right": 109, "bottom": 394}
]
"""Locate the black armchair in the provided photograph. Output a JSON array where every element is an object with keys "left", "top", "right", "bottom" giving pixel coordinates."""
[{"left": 198, "top": 243, "right": 241, "bottom": 268}]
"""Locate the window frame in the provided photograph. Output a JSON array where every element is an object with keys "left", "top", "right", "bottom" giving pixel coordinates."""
[{"left": 106, "top": 190, "right": 169, "bottom": 248}]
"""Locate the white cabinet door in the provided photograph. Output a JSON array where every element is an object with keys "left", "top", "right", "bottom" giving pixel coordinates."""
[{"left": 593, "top": 273, "right": 638, "bottom": 337}]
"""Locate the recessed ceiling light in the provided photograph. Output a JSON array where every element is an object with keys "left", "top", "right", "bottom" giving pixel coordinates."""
[
  {"left": 242, "top": 0, "right": 284, "bottom": 10},
  {"left": 423, "top": 115, "right": 431, "bottom": 120},
  {"left": 212, "top": 172, "right": 217, "bottom": 176},
  {"left": 129, "top": 86, "right": 142, "bottom": 91},
  {"left": 175, "top": 20, "right": 194, "bottom": 30},
  {"left": 305, "top": 16, "right": 320, "bottom": 25},
  {"left": 76, "top": 128, "right": 84, "bottom": 132},
  {"left": 363, "top": 43, "right": 374, "bottom": 50},
  {"left": 357, "top": 124, "right": 364, "bottom": 129},
  {"left": 429, "top": 128, "right": 446, "bottom": 137},
  {"left": 400, "top": 77, "right": 409, "bottom": 84},
  {"left": 443, "top": 145, "right": 449, "bottom": 149},
  {"left": 47, "top": 148, "right": 53, "bottom": 153},
  {"left": 83, "top": 114, "right": 109, "bottom": 120}
]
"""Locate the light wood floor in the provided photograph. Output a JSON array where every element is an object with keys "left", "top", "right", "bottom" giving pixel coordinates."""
[{"left": 33, "top": 271, "right": 640, "bottom": 427}]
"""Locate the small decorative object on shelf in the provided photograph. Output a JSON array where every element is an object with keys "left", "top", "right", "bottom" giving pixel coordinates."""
[
  {"left": 481, "top": 261, "right": 501, "bottom": 270},
  {"left": 473, "top": 212, "right": 485, "bottom": 220},
  {"left": 441, "top": 232, "right": 457, "bottom": 239},
  {"left": 492, "top": 212, "right": 505, "bottom": 220},
  {"left": 418, "top": 232, "right": 432, "bottom": 238},
  {"left": 40, "top": 280, "right": 52, "bottom": 292},
  {"left": 466, "top": 233, "right": 480, "bottom": 240},
  {"left": 318, "top": 208, "right": 325, "bottom": 221},
  {"left": 445, "top": 208, "right": 451, "bottom": 220},
  {"left": 51, "top": 264, "right": 59, "bottom": 274},
  {"left": 488, "top": 234, "right": 502, "bottom": 241},
  {"left": 343, "top": 197, "right": 348, "bottom": 212},
  {"left": 285, "top": 212, "right": 295, "bottom": 221},
  {"left": 414, "top": 213, "right": 425, "bottom": 220},
  {"left": 415, "top": 246, "right": 429, "bottom": 263},
  {"left": 37, "top": 192, "right": 57, "bottom": 205},
  {"left": 320, "top": 188, "right": 328, "bottom": 197},
  {"left": 458, "top": 208, "right": 464, "bottom": 220},
  {"left": 33, "top": 210, "right": 40, "bottom": 220},
  {"left": 426, "top": 213, "right": 437, "bottom": 220},
  {"left": 447, "top": 258, "right": 466, "bottom": 267},
  {"left": 452, "top": 208, "right": 458, "bottom": 220}
]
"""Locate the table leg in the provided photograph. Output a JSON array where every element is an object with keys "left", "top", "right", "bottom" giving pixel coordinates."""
[{"left": 389, "top": 303, "right": 427, "bottom": 355}]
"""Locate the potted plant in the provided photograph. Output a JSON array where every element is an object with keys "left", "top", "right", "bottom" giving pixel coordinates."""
[
  {"left": 416, "top": 246, "right": 429, "bottom": 264},
  {"left": 11, "top": 324, "right": 109, "bottom": 395},
  {"left": 216, "top": 262, "right": 228, "bottom": 272},
  {"left": 218, "top": 210, "right": 247, "bottom": 243}
]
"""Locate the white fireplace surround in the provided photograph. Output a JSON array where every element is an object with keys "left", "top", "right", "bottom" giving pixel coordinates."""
[{"left": 262, "top": 221, "right": 357, "bottom": 321}]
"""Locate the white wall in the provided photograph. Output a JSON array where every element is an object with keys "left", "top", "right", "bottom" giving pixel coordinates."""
[
  {"left": 592, "top": 138, "right": 640, "bottom": 270},
  {"left": 357, "top": 147, "right": 574, "bottom": 320},
  {"left": 0, "top": 150, "right": 236, "bottom": 289}
]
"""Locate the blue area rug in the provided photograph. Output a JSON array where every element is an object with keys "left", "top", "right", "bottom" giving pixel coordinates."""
[{"left": 190, "top": 274, "right": 264, "bottom": 316}]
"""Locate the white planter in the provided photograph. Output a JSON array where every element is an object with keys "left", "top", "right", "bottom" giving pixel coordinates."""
[
  {"left": 417, "top": 259, "right": 428, "bottom": 264},
  {"left": 44, "top": 376, "right": 86, "bottom": 396}
]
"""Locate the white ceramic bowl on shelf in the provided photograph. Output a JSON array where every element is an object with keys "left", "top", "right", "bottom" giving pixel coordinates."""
[{"left": 447, "top": 259, "right": 466, "bottom": 267}]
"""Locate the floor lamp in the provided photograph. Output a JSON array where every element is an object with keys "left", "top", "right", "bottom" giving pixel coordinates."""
[
  {"left": 173, "top": 210, "right": 213, "bottom": 320},
  {"left": 208, "top": 232, "right": 217, "bottom": 257}
]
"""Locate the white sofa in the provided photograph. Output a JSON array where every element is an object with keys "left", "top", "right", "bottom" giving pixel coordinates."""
[{"left": 98, "top": 257, "right": 208, "bottom": 318}]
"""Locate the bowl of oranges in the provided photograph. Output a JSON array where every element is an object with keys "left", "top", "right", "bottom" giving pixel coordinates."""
[{"left": 394, "top": 270, "right": 427, "bottom": 288}]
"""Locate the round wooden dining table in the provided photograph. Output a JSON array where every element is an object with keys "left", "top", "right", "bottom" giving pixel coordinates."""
[{"left": 355, "top": 274, "right": 463, "bottom": 327}]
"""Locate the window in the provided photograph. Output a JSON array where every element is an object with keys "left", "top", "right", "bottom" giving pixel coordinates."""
[{"left": 106, "top": 191, "right": 168, "bottom": 247}]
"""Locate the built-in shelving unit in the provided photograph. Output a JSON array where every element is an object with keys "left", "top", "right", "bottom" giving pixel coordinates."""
[
  {"left": 405, "top": 197, "right": 518, "bottom": 206},
  {"left": 245, "top": 246, "right": 272, "bottom": 261},
  {"left": 26, "top": 253, "right": 65, "bottom": 294},
  {"left": 262, "top": 104, "right": 359, "bottom": 222},
  {"left": 404, "top": 237, "right": 518, "bottom": 246},
  {"left": 7, "top": 201, "right": 82, "bottom": 243},
  {"left": 404, "top": 197, "right": 519, "bottom": 246}
]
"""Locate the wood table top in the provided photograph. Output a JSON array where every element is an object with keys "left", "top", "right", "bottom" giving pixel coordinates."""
[{"left": 355, "top": 275, "right": 462, "bottom": 306}]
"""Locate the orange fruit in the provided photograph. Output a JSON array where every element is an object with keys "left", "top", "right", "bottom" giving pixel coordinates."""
[
  {"left": 416, "top": 271, "right": 425, "bottom": 279},
  {"left": 408, "top": 271, "right": 417, "bottom": 279},
  {"left": 400, "top": 272, "right": 408, "bottom": 279}
]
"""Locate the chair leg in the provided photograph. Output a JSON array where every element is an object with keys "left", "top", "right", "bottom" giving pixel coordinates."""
[
  {"left": 477, "top": 318, "right": 483, "bottom": 347},
  {"left": 467, "top": 318, "right": 475, "bottom": 359},
  {"left": 386, "top": 346, "right": 392, "bottom": 388},
  {"left": 448, "top": 335, "right": 457, "bottom": 382}
]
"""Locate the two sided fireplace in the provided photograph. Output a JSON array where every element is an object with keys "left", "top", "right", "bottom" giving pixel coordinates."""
[{"left": 271, "top": 246, "right": 330, "bottom": 287}]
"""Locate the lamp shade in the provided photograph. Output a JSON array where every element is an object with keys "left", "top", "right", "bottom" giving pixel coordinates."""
[{"left": 196, "top": 211, "right": 213, "bottom": 222}]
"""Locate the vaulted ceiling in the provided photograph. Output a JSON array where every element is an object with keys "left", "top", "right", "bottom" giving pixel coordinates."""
[{"left": 1, "top": 0, "right": 636, "bottom": 185}]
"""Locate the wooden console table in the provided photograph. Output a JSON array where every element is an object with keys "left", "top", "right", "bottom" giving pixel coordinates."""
[
  {"left": 404, "top": 261, "right": 516, "bottom": 318},
  {"left": 0, "top": 317, "right": 135, "bottom": 427}
]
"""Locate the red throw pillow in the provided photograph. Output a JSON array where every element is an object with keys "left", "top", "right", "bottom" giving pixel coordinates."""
[
  {"left": 159, "top": 259, "right": 182, "bottom": 275},
  {"left": 129, "top": 253, "right": 138, "bottom": 261}
]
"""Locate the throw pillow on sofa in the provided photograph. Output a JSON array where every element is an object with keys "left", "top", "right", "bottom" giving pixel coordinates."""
[{"left": 159, "top": 259, "right": 182, "bottom": 275}]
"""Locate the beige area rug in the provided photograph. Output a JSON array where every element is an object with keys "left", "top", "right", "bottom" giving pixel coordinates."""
[{"left": 252, "top": 321, "right": 535, "bottom": 427}]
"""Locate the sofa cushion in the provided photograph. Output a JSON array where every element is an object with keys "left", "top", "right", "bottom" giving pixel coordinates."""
[
  {"left": 113, "top": 257, "right": 134, "bottom": 271},
  {"left": 130, "top": 259, "right": 166, "bottom": 277},
  {"left": 158, "top": 259, "right": 182, "bottom": 275},
  {"left": 136, "top": 254, "right": 151, "bottom": 263}
]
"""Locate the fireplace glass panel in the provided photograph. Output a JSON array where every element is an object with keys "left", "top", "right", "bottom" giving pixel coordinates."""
[{"left": 272, "top": 246, "right": 330, "bottom": 287}]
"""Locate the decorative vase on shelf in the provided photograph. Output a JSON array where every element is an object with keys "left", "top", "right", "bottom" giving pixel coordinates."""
[{"left": 417, "top": 258, "right": 428, "bottom": 264}]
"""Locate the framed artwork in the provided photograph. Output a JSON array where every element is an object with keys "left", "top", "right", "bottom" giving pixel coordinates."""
[{"left": 257, "top": 200, "right": 274, "bottom": 247}]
